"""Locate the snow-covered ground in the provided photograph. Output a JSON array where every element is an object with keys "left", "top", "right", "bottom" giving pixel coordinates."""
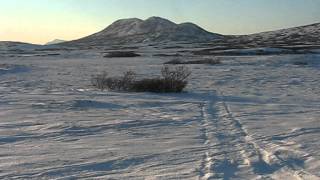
[{"left": 0, "top": 50, "right": 319, "bottom": 179}]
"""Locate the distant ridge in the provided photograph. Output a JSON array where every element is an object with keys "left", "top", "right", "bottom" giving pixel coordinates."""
[
  {"left": 45, "top": 39, "right": 66, "bottom": 45},
  {"left": 226, "top": 22, "right": 320, "bottom": 47}
]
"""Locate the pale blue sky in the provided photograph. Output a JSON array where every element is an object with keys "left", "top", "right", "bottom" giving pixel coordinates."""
[{"left": 1, "top": 0, "right": 319, "bottom": 44}]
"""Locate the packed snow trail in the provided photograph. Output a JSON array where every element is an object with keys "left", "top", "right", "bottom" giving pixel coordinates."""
[{"left": 197, "top": 91, "right": 319, "bottom": 179}]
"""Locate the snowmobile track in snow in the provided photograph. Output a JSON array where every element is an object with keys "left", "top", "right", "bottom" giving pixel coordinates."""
[{"left": 198, "top": 91, "right": 319, "bottom": 180}]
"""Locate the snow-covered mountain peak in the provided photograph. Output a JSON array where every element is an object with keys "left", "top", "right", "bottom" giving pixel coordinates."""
[
  {"left": 71, "top": 17, "right": 222, "bottom": 45},
  {"left": 144, "top": 16, "right": 177, "bottom": 26}
]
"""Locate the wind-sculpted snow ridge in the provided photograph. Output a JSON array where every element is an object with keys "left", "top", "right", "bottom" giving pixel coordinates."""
[{"left": 0, "top": 52, "right": 319, "bottom": 179}]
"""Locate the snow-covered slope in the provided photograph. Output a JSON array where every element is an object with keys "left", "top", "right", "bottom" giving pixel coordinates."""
[
  {"left": 229, "top": 23, "right": 320, "bottom": 47},
  {"left": 249, "top": 23, "right": 320, "bottom": 41},
  {"left": 0, "top": 41, "right": 42, "bottom": 51},
  {"left": 45, "top": 39, "right": 66, "bottom": 45},
  {"left": 190, "top": 22, "right": 320, "bottom": 55},
  {"left": 66, "top": 17, "right": 222, "bottom": 45}
]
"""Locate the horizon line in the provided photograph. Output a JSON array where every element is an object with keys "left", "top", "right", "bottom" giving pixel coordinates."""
[{"left": 1, "top": 17, "right": 319, "bottom": 45}]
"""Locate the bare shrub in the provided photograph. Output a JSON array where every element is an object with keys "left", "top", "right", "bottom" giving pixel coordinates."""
[
  {"left": 131, "top": 78, "right": 166, "bottom": 92},
  {"left": 164, "top": 59, "right": 184, "bottom": 64},
  {"left": 91, "top": 71, "right": 108, "bottom": 91},
  {"left": 153, "top": 53, "right": 182, "bottom": 57},
  {"left": 293, "top": 61, "right": 308, "bottom": 66},
  {"left": 164, "top": 58, "right": 221, "bottom": 65},
  {"left": 91, "top": 71, "right": 136, "bottom": 91},
  {"left": 104, "top": 51, "right": 141, "bottom": 58},
  {"left": 91, "top": 66, "right": 191, "bottom": 93},
  {"left": 132, "top": 66, "right": 191, "bottom": 93},
  {"left": 118, "top": 71, "right": 136, "bottom": 91},
  {"left": 161, "top": 65, "right": 191, "bottom": 82}
]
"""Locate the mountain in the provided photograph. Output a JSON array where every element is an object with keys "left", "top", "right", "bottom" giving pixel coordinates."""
[
  {"left": 45, "top": 39, "right": 66, "bottom": 45},
  {"left": 66, "top": 17, "right": 223, "bottom": 46},
  {"left": 2, "top": 19, "right": 319, "bottom": 50}
]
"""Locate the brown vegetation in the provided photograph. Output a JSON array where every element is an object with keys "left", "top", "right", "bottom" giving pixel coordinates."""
[
  {"left": 164, "top": 58, "right": 221, "bottom": 65},
  {"left": 104, "top": 51, "right": 141, "bottom": 58},
  {"left": 91, "top": 65, "right": 191, "bottom": 93}
]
